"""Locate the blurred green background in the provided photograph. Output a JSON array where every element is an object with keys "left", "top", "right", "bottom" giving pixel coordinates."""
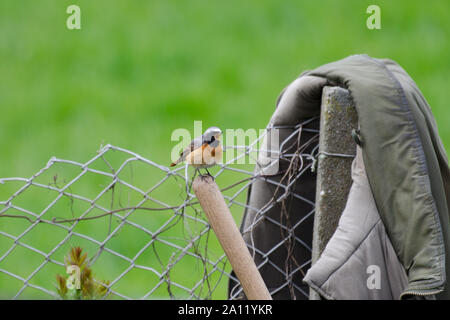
[{"left": 0, "top": 0, "right": 449, "bottom": 299}]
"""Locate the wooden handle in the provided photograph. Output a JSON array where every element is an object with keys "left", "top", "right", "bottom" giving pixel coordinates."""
[{"left": 193, "top": 175, "right": 272, "bottom": 300}]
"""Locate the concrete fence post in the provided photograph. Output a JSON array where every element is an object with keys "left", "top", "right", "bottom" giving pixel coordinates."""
[{"left": 310, "top": 86, "right": 358, "bottom": 299}]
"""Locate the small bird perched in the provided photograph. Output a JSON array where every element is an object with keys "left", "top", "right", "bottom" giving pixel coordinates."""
[{"left": 170, "top": 126, "right": 223, "bottom": 175}]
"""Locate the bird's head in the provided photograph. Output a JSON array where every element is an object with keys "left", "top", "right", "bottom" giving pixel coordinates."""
[{"left": 203, "top": 126, "right": 222, "bottom": 144}]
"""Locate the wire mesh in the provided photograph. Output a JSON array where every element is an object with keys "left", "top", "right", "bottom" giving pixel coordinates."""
[{"left": 0, "top": 119, "right": 319, "bottom": 300}]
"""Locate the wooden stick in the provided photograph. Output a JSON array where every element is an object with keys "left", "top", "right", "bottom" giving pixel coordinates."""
[{"left": 193, "top": 175, "right": 272, "bottom": 300}]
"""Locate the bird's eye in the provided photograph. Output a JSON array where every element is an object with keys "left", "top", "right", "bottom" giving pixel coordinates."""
[{"left": 210, "top": 136, "right": 215, "bottom": 142}]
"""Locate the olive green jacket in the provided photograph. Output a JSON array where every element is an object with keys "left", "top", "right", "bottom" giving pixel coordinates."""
[
  {"left": 303, "top": 54, "right": 450, "bottom": 298},
  {"left": 230, "top": 54, "right": 450, "bottom": 299}
]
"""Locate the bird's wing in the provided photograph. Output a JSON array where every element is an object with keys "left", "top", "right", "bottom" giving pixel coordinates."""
[{"left": 178, "top": 136, "right": 204, "bottom": 161}]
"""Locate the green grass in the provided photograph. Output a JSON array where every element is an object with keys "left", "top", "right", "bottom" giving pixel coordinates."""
[{"left": 1, "top": 0, "right": 449, "bottom": 299}]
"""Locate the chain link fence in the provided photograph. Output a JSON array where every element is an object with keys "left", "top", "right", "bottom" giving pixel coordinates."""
[{"left": 0, "top": 120, "right": 319, "bottom": 300}]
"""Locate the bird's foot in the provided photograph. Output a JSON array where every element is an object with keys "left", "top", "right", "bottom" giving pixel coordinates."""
[
  {"left": 199, "top": 169, "right": 214, "bottom": 180},
  {"left": 200, "top": 174, "right": 214, "bottom": 182}
]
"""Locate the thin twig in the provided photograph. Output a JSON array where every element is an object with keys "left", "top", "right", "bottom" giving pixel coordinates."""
[{"left": 0, "top": 204, "right": 200, "bottom": 224}]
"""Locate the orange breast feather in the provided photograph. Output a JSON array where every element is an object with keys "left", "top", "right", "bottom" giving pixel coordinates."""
[{"left": 185, "top": 143, "right": 222, "bottom": 167}]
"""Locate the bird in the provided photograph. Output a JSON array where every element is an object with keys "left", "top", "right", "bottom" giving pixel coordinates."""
[{"left": 170, "top": 126, "right": 223, "bottom": 176}]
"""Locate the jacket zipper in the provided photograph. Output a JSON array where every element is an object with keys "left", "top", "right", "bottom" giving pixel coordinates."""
[{"left": 400, "top": 289, "right": 443, "bottom": 299}]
